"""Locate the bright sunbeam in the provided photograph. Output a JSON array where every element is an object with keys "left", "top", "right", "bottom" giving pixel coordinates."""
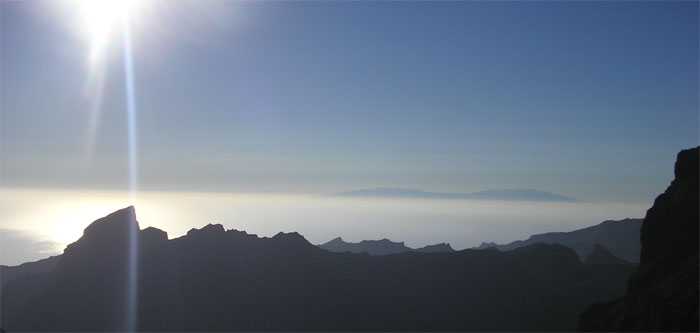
[
  {"left": 71, "top": 0, "right": 151, "bottom": 163},
  {"left": 76, "top": 0, "right": 145, "bottom": 64},
  {"left": 66, "top": 0, "right": 147, "bottom": 198},
  {"left": 68, "top": 1, "right": 147, "bottom": 331}
]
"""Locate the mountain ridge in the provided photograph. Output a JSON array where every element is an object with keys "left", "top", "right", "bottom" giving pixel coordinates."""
[
  {"left": 475, "top": 218, "right": 642, "bottom": 262},
  {"left": 318, "top": 237, "right": 455, "bottom": 255},
  {"left": 1, "top": 206, "right": 632, "bottom": 331}
]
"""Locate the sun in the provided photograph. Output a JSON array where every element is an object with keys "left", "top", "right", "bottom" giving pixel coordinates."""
[{"left": 74, "top": 0, "right": 146, "bottom": 63}]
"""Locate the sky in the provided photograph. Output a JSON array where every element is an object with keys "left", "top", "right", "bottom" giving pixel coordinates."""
[
  {"left": 0, "top": 1, "right": 698, "bottom": 264},
  {"left": 2, "top": 0, "right": 698, "bottom": 201}
]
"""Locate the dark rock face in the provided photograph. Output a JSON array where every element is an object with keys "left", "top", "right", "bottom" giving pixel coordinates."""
[
  {"left": 579, "top": 147, "right": 699, "bottom": 332},
  {"left": 319, "top": 237, "right": 454, "bottom": 255},
  {"left": 2, "top": 208, "right": 633, "bottom": 331},
  {"left": 476, "top": 218, "right": 643, "bottom": 262}
]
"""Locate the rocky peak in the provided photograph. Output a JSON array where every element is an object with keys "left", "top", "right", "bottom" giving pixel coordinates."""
[
  {"left": 226, "top": 229, "right": 249, "bottom": 236},
  {"left": 81, "top": 206, "right": 139, "bottom": 238},
  {"left": 361, "top": 238, "right": 404, "bottom": 246},
  {"left": 326, "top": 236, "right": 344, "bottom": 244},
  {"left": 225, "top": 229, "right": 258, "bottom": 240},
  {"left": 640, "top": 146, "right": 699, "bottom": 267},
  {"left": 265, "top": 232, "right": 317, "bottom": 255},
  {"left": 186, "top": 223, "right": 226, "bottom": 237},
  {"left": 674, "top": 147, "right": 699, "bottom": 181},
  {"left": 319, "top": 237, "right": 412, "bottom": 255},
  {"left": 476, "top": 242, "right": 498, "bottom": 249},
  {"left": 65, "top": 206, "right": 140, "bottom": 254},
  {"left": 416, "top": 243, "right": 455, "bottom": 253},
  {"left": 141, "top": 227, "right": 168, "bottom": 244},
  {"left": 58, "top": 206, "right": 142, "bottom": 277},
  {"left": 272, "top": 231, "right": 311, "bottom": 245}
]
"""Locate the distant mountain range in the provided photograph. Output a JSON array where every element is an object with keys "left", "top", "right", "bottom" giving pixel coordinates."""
[
  {"left": 335, "top": 188, "right": 576, "bottom": 202},
  {"left": 1, "top": 207, "right": 631, "bottom": 331},
  {"left": 320, "top": 217, "right": 641, "bottom": 261},
  {"left": 475, "top": 218, "right": 643, "bottom": 262},
  {"left": 318, "top": 237, "right": 454, "bottom": 255}
]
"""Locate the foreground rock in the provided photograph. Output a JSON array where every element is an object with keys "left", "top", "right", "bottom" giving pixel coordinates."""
[{"left": 579, "top": 147, "right": 699, "bottom": 331}]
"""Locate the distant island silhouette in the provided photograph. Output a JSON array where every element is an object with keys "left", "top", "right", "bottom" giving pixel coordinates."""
[{"left": 335, "top": 188, "right": 577, "bottom": 202}]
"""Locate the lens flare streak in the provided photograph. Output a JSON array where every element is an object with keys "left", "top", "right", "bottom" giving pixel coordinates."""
[{"left": 121, "top": 14, "right": 139, "bottom": 333}]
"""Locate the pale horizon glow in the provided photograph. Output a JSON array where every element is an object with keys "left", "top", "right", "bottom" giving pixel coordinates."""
[{"left": 0, "top": 187, "right": 650, "bottom": 266}]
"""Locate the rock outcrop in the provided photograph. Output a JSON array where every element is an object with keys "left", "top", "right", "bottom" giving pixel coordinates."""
[{"left": 579, "top": 147, "right": 699, "bottom": 331}]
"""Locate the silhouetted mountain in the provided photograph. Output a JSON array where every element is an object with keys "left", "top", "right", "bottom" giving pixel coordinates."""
[
  {"left": 415, "top": 242, "right": 454, "bottom": 253},
  {"left": 335, "top": 187, "right": 576, "bottom": 202},
  {"left": 579, "top": 147, "right": 699, "bottom": 332},
  {"left": 1, "top": 207, "right": 634, "bottom": 331},
  {"left": 583, "top": 244, "right": 632, "bottom": 266},
  {"left": 319, "top": 237, "right": 410, "bottom": 255},
  {"left": 318, "top": 237, "right": 454, "bottom": 255},
  {"left": 475, "top": 218, "right": 642, "bottom": 262}
]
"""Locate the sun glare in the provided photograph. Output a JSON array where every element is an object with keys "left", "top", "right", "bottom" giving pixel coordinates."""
[{"left": 75, "top": 0, "right": 145, "bottom": 63}]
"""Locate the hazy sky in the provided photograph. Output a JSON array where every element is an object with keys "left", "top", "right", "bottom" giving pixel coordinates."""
[{"left": 2, "top": 1, "right": 698, "bottom": 202}]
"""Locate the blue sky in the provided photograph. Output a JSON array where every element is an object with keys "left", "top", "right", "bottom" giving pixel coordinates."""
[{"left": 1, "top": 0, "right": 698, "bottom": 203}]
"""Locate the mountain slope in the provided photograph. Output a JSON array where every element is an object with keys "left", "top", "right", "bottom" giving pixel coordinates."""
[
  {"left": 2, "top": 208, "right": 632, "bottom": 331},
  {"left": 579, "top": 146, "right": 699, "bottom": 331},
  {"left": 0, "top": 255, "right": 60, "bottom": 288},
  {"left": 475, "top": 218, "right": 642, "bottom": 262},
  {"left": 583, "top": 244, "right": 633, "bottom": 266}
]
